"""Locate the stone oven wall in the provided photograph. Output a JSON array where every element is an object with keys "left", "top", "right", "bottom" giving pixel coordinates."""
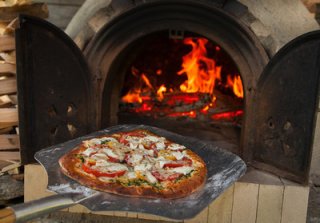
[{"left": 63, "top": 0, "right": 320, "bottom": 177}]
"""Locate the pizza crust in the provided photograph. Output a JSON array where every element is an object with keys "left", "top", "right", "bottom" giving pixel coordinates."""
[{"left": 59, "top": 130, "right": 207, "bottom": 199}]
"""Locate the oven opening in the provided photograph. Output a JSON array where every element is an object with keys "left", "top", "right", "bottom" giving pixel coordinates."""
[{"left": 117, "top": 32, "right": 244, "bottom": 152}]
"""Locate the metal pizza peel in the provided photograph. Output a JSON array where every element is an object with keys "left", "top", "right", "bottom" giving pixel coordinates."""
[{"left": 0, "top": 125, "right": 246, "bottom": 223}]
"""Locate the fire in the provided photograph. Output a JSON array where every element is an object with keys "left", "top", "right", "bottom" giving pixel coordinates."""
[
  {"left": 157, "top": 85, "right": 167, "bottom": 101},
  {"left": 227, "top": 75, "right": 244, "bottom": 98},
  {"left": 122, "top": 89, "right": 142, "bottom": 103},
  {"left": 177, "top": 38, "right": 221, "bottom": 96},
  {"left": 121, "top": 37, "right": 244, "bottom": 123}
]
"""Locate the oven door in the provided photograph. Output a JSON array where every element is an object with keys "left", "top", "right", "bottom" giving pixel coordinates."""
[
  {"left": 16, "top": 15, "right": 95, "bottom": 164},
  {"left": 245, "top": 31, "right": 320, "bottom": 183}
]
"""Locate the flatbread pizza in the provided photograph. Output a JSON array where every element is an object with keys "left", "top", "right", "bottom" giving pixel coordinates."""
[{"left": 59, "top": 129, "right": 207, "bottom": 199}]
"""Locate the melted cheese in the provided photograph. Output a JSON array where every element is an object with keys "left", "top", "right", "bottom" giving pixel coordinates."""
[
  {"left": 127, "top": 171, "right": 137, "bottom": 179},
  {"left": 106, "top": 163, "right": 128, "bottom": 172},
  {"left": 130, "top": 153, "right": 143, "bottom": 164},
  {"left": 167, "top": 143, "right": 186, "bottom": 151},
  {"left": 144, "top": 136, "right": 159, "bottom": 142},
  {"left": 95, "top": 159, "right": 110, "bottom": 167},
  {"left": 145, "top": 171, "right": 158, "bottom": 184},
  {"left": 82, "top": 148, "right": 96, "bottom": 156},
  {"left": 155, "top": 141, "right": 165, "bottom": 150},
  {"left": 170, "top": 166, "right": 194, "bottom": 175},
  {"left": 101, "top": 148, "right": 118, "bottom": 159},
  {"left": 134, "top": 163, "right": 152, "bottom": 172},
  {"left": 92, "top": 153, "right": 107, "bottom": 159},
  {"left": 172, "top": 151, "right": 185, "bottom": 160}
]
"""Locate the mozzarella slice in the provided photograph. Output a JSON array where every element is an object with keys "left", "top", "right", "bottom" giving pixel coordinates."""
[
  {"left": 145, "top": 171, "right": 158, "bottom": 184},
  {"left": 92, "top": 153, "right": 107, "bottom": 159},
  {"left": 172, "top": 151, "right": 185, "bottom": 160},
  {"left": 129, "top": 142, "right": 138, "bottom": 149},
  {"left": 134, "top": 163, "right": 152, "bottom": 172},
  {"left": 138, "top": 144, "right": 145, "bottom": 150},
  {"left": 156, "top": 160, "right": 169, "bottom": 169},
  {"left": 107, "top": 163, "right": 128, "bottom": 172},
  {"left": 82, "top": 148, "right": 96, "bottom": 156},
  {"left": 144, "top": 136, "right": 159, "bottom": 142},
  {"left": 101, "top": 148, "right": 118, "bottom": 159},
  {"left": 155, "top": 142, "right": 165, "bottom": 150},
  {"left": 170, "top": 166, "right": 194, "bottom": 175},
  {"left": 130, "top": 153, "right": 143, "bottom": 164},
  {"left": 127, "top": 172, "right": 137, "bottom": 179},
  {"left": 167, "top": 143, "right": 186, "bottom": 151},
  {"left": 95, "top": 159, "right": 110, "bottom": 167}
]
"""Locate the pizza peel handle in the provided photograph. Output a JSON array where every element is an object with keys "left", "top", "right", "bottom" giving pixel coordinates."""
[{"left": 0, "top": 193, "right": 84, "bottom": 223}]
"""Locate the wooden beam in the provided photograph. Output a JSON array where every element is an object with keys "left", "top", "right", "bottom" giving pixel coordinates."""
[
  {"left": 0, "top": 134, "right": 20, "bottom": 150},
  {"left": 0, "top": 35, "right": 14, "bottom": 52},
  {"left": 0, "top": 3, "right": 48, "bottom": 22},
  {"left": 0, "top": 77, "right": 16, "bottom": 95}
]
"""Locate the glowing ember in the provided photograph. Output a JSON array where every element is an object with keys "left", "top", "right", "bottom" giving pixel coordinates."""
[
  {"left": 211, "top": 110, "right": 243, "bottom": 120},
  {"left": 167, "top": 111, "right": 197, "bottom": 119}
]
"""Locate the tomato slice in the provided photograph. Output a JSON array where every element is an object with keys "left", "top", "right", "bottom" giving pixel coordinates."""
[
  {"left": 163, "top": 162, "right": 184, "bottom": 168},
  {"left": 151, "top": 171, "right": 167, "bottom": 181},
  {"left": 163, "top": 157, "right": 193, "bottom": 168},
  {"left": 82, "top": 164, "right": 126, "bottom": 177},
  {"left": 107, "top": 155, "right": 120, "bottom": 163},
  {"left": 167, "top": 173, "right": 182, "bottom": 181},
  {"left": 151, "top": 171, "right": 182, "bottom": 181}
]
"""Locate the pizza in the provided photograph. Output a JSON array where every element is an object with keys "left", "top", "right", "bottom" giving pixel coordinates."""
[{"left": 59, "top": 129, "right": 207, "bottom": 199}]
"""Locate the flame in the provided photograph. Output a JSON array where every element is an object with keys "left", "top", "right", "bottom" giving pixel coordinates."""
[
  {"left": 157, "top": 85, "right": 167, "bottom": 101},
  {"left": 227, "top": 75, "right": 244, "bottom": 98},
  {"left": 122, "top": 73, "right": 153, "bottom": 103},
  {"left": 177, "top": 37, "right": 222, "bottom": 96},
  {"left": 122, "top": 89, "right": 142, "bottom": 103}
]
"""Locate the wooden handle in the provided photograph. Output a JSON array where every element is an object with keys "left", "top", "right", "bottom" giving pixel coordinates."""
[{"left": 0, "top": 207, "right": 16, "bottom": 223}]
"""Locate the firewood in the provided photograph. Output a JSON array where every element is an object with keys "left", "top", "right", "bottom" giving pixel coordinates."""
[
  {"left": 0, "top": 151, "right": 20, "bottom": 160},
  {"left": 0, "top": 3, "right": 48, "bottom": 22},
  {"left": 0, "top": 77, "right": 16, "bottom": 95},
  {"left": 0, "top": 51, "right": 15, "bottom": 64},
  {"left": 0, "top": 95, "right": 12, "bottom": 107},
  {"left": 8, "top": 94, "right": 17, "bottom": 104},
  {"left": 0, "top": 61, "right": 15, "bottom": 74},
  {"left": 0, "top": 0, "right": 32, "bottom": 7},
  {"left": 0, "top": 35, "right": 14, "bottom": 51},
  {"left": 0, "top": 108, "right": 18, "bottom": 128},
  {"left": 0, "top": 19, "right": 17, "bottom": 35},
  {"left": 0, "top": 134, "right": 19, "bottom": 150},
  {"left": 0, "top": 126, "right": 13, "bottom": 134}
]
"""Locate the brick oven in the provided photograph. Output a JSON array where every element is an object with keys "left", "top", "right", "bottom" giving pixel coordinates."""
[{"left": 14, "top": 0, "right": 320, "bottom": 222}]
